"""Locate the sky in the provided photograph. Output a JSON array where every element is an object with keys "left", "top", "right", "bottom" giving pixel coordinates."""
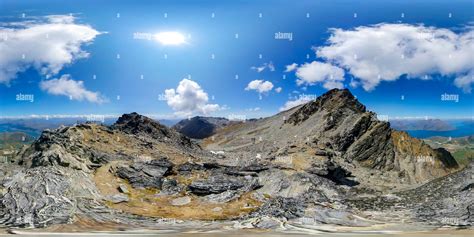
[{"left": 0, "top": 0, "right": 473, "bottom": 120}]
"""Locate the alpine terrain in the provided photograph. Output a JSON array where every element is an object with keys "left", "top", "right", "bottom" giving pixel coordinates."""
[{"left": 0, "top": 89, "right": 471, "bottom": 233}]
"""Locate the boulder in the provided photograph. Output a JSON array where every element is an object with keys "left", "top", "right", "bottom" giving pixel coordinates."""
[
  {"left": 203, "top": 190, "right": 241, "bottom": 203},
  {"left": 170, "top": 196, "right": 191, "bottom": 206},
  {"left": 115, "top": 158, "right": 173, "bottom": 189},
  {"left": 106, "top": 194, "right": 129, "bottom": 204},
  {"left": 188, "top": 175, "right": 245, "bottom": 195}
]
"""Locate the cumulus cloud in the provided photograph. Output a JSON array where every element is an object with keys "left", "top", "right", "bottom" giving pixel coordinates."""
[
  {"left": 279, "top": 97, "right": 312, "bottom": 111},
  {"left": 315, "top": 23, "right": 474, "bottom": 92},
  {"left": 295, "top": 61, "right": 345, "bottom": 89},
  {"left": 275, "top": 87, "right": 282, "bottom": 93},
  {"left": 245, "top": 80, "right": 274, "bottom": 93},
  {"left": 251, "top": 62, "right": 275, "bottom": 73},
  {"left": 285, "top": 63, "right": 298, "bottom": 72},
  {"left": 454, "top": 72, "right": 474, "bottom": 93},
  {"left": 164, "top": 79, "right": 220, "bottom": 116},
  {"left": 40, "top": 74, "right": 107, "bottom": 103},
  {"left": 0, "top": 15, "right": 101, "bottom": 84}
]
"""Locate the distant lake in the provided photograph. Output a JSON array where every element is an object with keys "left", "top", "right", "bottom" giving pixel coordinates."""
[
  {"left": 404, "top": 120, "right": 474, "bottom": 138},
  {"left": 0, "top": 123, "right": 41, "bottom": 137}
]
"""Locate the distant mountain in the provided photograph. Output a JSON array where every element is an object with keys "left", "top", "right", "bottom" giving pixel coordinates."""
[
  {"left": 157, "top": 119, "right": 180, "bottom": 127},
  {"left": 390, "top": 118, "right": 455, "bottom": 131},
  {"left": 173, "top": 116, "right": 239, "bottom": 139},
  {"left": 0, "top": 117, "right": 118, "bottom": 136}
]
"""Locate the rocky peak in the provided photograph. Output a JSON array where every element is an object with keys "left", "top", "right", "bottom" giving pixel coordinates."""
[
  {"left": 285, "top": 88, "right": 366, "bottom": 125},
  {"left": 113, "top": 112, "right": 176, "bottom": 140},
  {"left": 113, "top": 112, "right": 199, "bottom": 150},
  {"left": 113, "top": 112, "right": 168, "bottom": 135}
]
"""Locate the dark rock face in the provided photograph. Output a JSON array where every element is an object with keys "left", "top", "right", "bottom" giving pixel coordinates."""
[
  {"left": 115, "top": 158, "right": 173, "bottom": 189},
  {"left": 188, "top": 172, "right": 261, "bottom": 196},
  {"left": 159, "top": 178, "right": 183, "bottom": 195},
  {"left": 188, "top": 175, "right": 246, "bottom": 195},
  {"left": 177, "top": 162, "right": 204, "bottom": 173},
  {"left": 433, "top": 147, "right": 459, "bottom": 168},
  {"left": 308, "top": 161, "right": 359, "bottom": 187},
  {"left": 176, "top": 117, "right": 216, "bottom": 139},
  {"left": 343, "top": 120, "right": 396, "bottom": 170}
]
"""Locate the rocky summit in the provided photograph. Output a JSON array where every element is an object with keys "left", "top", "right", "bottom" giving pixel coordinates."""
[
  {"left": 0, "top": 89, "right": 471, "bottom": 232},
  {"left": 206, "top": 89, "right": 458, "bottom": 188}
]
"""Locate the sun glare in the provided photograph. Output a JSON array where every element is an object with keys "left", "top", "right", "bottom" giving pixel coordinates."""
[{"left": 154, "top": 31, "right": 186, "bottom": 45}]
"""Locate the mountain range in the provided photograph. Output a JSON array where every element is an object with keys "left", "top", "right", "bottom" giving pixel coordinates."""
[
  {"left": 0, "top": 89, "right": 471, "bottom": 232},
  {"left": 389, "top": 119, "right": 455, "bottom": 131}
]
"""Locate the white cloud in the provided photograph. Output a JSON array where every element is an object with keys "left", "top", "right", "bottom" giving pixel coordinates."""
[
  {"left": 40, "top": 74, "right": 107, "bottom": 103},
  {"left": 0, "top": 15, "right": 100, "bottom": 84},
  {"left": 245, "top": 80, "right": 274, "bottom": 93},
  {"left": 279, "top": 97, "right": 312, "bottom": 111},
  {"left": 164, "top": 79, "right": 220, "bottom": 116},
  {"left": 45, "top": 15, "right": 75, "bottom": 24},
  {"left": 454, "top": 72, "right": 474, "bottom": 93},
  {"left": 251, "top": 62, "right": 275, "bottom": 73},
  {"left": 295, "top": 61, "right": 345, "bottom": 89},
  {"left": 285, "top": 63, "right": 298, "bottom": 72},
  {"left": 275, "top": 87, "right": 282, "bottom": 93},
  {"left": 316, "top": 23, "right": 474, "bottom": 92}
]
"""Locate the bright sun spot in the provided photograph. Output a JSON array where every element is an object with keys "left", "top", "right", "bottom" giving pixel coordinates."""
[{"left": 154, "top": 31, "right": 186, "bottom": 45}]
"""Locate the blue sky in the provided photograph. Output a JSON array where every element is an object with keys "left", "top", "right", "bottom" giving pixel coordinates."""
[{"left": 0, "top": 0, "right": 473, "bottom": 119}]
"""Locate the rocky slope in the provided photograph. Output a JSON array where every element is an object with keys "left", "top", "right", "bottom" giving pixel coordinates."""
[
  {"left": 206, "top": 89, "right": 458, "bottom": 189},
  {"left": 0, "top": 90, "right": 470, "bottom": 232}
]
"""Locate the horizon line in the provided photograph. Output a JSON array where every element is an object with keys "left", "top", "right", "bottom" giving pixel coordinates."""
[{"left": 0, "top": 113, "right": 473, "bottom": 121}]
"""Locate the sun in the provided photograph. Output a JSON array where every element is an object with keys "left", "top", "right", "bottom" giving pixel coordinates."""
[{"left": 154, "top": 31, "right": 186, "bottom": 45}]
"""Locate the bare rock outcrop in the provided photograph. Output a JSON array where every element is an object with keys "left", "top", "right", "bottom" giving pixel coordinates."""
[{"left": 207, "top": 88, "right": 458, "bottom": 187}]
